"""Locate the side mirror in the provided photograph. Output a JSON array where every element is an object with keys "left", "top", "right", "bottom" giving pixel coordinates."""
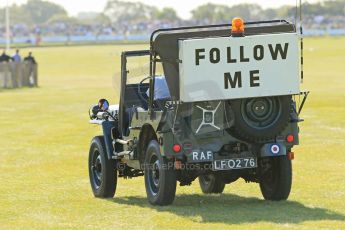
[{"left": 98, "top": 99, "right": 109, "bottom": 110}]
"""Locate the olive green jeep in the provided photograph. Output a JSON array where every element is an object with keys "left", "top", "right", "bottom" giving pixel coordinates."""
[{"left": 88, "top": 18, "right": 308, "bottom": 205}]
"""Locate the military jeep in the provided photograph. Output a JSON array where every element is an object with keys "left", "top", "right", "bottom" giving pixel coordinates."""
[{"left": 88, "top": 18, "right": 308, "bottom": 205}]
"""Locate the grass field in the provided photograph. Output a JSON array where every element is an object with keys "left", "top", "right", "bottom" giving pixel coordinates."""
[{"left": 1, "top": 37, "right": 345, "bottom": 229}]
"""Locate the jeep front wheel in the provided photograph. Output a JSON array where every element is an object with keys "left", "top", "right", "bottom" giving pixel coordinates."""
[
  {"left": 199, "top": 174, "right": 225, "bottom": 194},
  {"left": 259, "top": 155, "right": 292, "bottom": 201},
  {"left": 144, "top": 140, "right": 176, "bottom": 205},
  {"left": 88, "top": 136, "right": 117, "bottom": 198}
]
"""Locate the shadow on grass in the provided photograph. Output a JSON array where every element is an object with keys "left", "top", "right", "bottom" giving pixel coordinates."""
[{"left": 109, "top": 194, "right": 345, "bottom": 224}]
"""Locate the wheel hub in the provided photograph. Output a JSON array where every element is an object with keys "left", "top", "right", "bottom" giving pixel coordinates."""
[
  {"left": 147, "top": 154, "right": 160, "bottom": 195},
  {"left": 152, "top": 160, "right": 160, "bottom": 187},
  {"left": 242, "top": 97, "right": 281, "bottom": 129},
  {"left": 95, "top": 155, "right": 102, "bottom": 180},
  {"left": 200, "top": 174, "right": 212, "bottom": 185},
  {"left": 252, "top": 100, "right": 268, "bottom": 117},
  {"left": 91, "top": 150, "right": 103, "bottom": 187}
]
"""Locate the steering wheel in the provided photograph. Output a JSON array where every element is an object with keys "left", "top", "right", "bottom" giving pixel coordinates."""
[{"left": 138, "top": 76, "right": 151, "bottom": 103}]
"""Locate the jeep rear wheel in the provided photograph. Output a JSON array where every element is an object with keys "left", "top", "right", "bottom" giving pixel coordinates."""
[
  {"left": 89, "top": 136, "right": 117, "bottom": 198},
  {"left": 259, "top": 156, "right": 292, "bottom": 201},
  {"left": 199, "top": 174, "right": 225, "bottom": 194},
  {"left": 144, "top": 140, "right": 176, "bottom": 205},
  {"left": 229, "top": 96, "right": 291, "bottom": 142}
]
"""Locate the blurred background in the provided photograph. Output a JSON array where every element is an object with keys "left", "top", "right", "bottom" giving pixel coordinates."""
[
  {"left": 0, "top": 0, "right": 344, "bottom": 47},
  {"left": 1, "top": 1, "right": 345, "bottom": 229}
]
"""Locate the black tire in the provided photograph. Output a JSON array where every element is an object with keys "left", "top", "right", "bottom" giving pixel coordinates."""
[
  {"left": 259, "top": 156, "right": 292, "bottom": 201},
  {"left": 144, "top": 140, "right": 176, "bottom": 205},
  {"left": 198, "top": 174, "right": 225, "bottom": 194},
  {"left": 88, "top": 136, "right": 117, "bottom": 198},
  {"left": 229, "top": 96, "right": 291, "bottom": 142}
]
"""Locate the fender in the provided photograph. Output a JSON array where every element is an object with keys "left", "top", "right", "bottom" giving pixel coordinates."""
[
  {"left": 101, "top": 121, "right": 117, "bottom": 160},
  {"left": 138, "top": 124, "right": 157, "bottom": 164}
]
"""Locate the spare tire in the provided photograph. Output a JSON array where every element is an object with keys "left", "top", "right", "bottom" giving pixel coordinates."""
[{"left": 228, "top": 96, "right": 291, "bottom": 142}]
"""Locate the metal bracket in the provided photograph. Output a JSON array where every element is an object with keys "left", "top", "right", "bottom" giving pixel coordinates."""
[
  {"left": 112, "top": 151, "right": 134, "bottom": 159},
  {"left": 298, "top": 91, "right": 310, "bottom": 115},
  {"left": 195, "top": 102, "right": 221, "bottom": 134}
]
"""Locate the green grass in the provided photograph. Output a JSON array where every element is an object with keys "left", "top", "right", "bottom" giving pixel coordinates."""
[{"left": 1, "top": 38, "right": 345, "bottom": 229}]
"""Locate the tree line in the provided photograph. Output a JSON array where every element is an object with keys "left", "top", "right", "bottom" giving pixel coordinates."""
[{"left": 0, "top": 0, "right": 344, "bottom": 26}]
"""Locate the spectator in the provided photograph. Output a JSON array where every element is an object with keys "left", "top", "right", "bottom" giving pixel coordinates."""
[
  {"left": 12, "top": 49, "right": 22, "bottom": 63},
  {"left": 24, "top": 52, "right": 37, "bottom": 64},
  {"left": 0, "top": 50, "right": 13, "bottom": 88},
  {"left": 23, "top": 52, "right": 37, "bottom": 87},
  {"left": 0, "top": 51, "right": 14, "bottom": 62}
]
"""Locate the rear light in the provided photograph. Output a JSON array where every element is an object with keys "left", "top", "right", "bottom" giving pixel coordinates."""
[
  {"left": 172, "top": 144, "right": 181, "bottom": 153},
  {"left": 287, "top": 152, "right": 295, "bottom": 160},
  {"left": 286, "top": 134, "right": 294, "bottom": 143}
]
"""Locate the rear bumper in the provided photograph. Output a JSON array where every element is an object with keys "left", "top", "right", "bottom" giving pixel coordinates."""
[{"left": 165, "top": 142, "right": 288, "bottom": 163}]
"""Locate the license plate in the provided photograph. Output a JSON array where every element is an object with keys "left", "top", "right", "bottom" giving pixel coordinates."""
[{"left": 213, "top": 157, "right": 257, "bottom": 171}]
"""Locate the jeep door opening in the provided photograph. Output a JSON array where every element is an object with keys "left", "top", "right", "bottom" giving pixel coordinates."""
[{"left": 88, "top": 18, "right": 308, "bottom": 205}]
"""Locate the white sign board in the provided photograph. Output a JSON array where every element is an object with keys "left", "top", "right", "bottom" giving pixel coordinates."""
[{"left": 179, "top": 33, "right": 300, "bottom": 102}]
